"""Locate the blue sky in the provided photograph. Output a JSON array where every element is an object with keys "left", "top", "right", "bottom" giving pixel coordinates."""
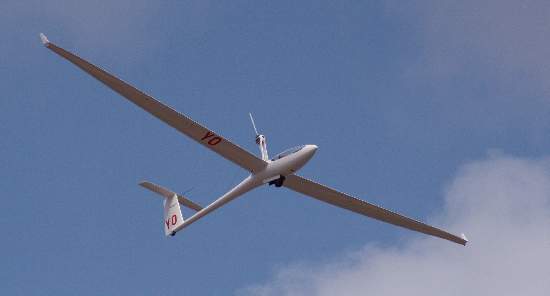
[{"left": 3, "top": 1, "right": 550, "bottom": 295}]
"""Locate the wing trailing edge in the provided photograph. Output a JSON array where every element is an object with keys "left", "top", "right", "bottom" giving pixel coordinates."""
[{"left": 284, "top": 174, "right": 468, "bottom": 246}]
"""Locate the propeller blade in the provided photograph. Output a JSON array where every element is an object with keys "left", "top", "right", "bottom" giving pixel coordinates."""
[{"left": 249, "top": 113, "right": 259, "bottom": 136}]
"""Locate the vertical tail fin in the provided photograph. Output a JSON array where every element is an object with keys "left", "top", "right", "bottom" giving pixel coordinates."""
[
  {"left": 163, "top": 194, "right": 184, "bottom": 236},
  {"left": 140, "top": 181, "right": 203, "bottom": 237}
]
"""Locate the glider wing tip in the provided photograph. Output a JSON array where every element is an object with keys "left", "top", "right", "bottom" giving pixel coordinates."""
[
  {"left": 460, "top": 233, "right": 469, "bottom": 245},
  {"left": 138, "top": 180, "right": 152, "bottom": 187},
  {"left": 39, "top": 33, "right": 50, "bottom": 46}
]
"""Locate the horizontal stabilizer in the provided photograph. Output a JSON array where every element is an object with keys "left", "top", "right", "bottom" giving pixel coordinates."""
[{"left": 140, "top": 181, "right": 203, "bottom": 212}]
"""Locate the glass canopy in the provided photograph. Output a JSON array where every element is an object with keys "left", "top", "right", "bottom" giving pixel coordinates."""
[{"left": 272, "top": 145, "right": 305, "bottom": 160}]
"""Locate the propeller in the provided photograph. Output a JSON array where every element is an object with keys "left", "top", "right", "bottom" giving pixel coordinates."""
[
  {"left": 249, "top": 113, "right": 259, "bottom": 136},
  {"left": 249, "top": 113, "right": 269, "bottom": 160}
]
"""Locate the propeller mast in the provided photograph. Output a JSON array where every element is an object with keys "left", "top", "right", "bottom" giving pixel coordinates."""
[{"left": 249, "top": 113, "right": 269, "bottom": 161}]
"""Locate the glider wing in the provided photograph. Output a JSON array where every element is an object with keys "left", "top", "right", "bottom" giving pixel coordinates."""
[
  {"left": 283, "top": 174, "right": 468, "bottom": 245},
  {"left": 40, "top": 34, "right": 267, "bottom": 173}
]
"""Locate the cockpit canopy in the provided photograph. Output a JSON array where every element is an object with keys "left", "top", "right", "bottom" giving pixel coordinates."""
[{"left": 272, "top": 145, "right": 305, "bottom": 160}]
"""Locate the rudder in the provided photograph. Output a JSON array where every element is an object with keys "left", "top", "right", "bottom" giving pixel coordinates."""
[{"left": 163, "top": 194, "right": 184, "bottom": 236}]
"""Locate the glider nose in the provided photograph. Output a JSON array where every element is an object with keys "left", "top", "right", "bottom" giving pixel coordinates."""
[{"left": 307, "top": 144, "right": 318, "bottom": 156}]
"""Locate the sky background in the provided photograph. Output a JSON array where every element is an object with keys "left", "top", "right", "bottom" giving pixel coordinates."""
[{"left": 2, "top": 1, "right": 550, "bottom": 295}]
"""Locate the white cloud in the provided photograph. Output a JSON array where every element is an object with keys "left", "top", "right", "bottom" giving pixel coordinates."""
[
  {"left": 239, "top": 154, "right": 550, "bottom": 296},
  {"left": 390, "top": 0, "right": 550, "bottom": 89},
  {"left": 380, "top": 0, "right": 550, "bottom": 137}
]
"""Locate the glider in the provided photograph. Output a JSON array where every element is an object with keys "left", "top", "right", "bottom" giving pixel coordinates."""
[{"left": 40, "top": 33, "right": 468, "bottom": 246}]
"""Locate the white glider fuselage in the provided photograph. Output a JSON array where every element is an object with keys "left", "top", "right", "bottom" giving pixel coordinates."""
[
  {"left": 257, "top": 144, "right": 318, "bottom": 182},
  {"left": 173, "top": 144, "right": 318, "bottom": 234}
]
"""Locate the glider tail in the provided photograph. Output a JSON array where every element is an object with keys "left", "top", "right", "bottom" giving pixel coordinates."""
[
  {"left": 163, "top": 194, "right": 184, "bottom": 236},
  {"left": 139, "top": 181, "right": 203, "bottom": 236}
]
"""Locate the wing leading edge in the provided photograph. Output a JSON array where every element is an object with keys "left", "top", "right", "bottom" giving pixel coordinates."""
[
  {"left": 40, "top": 34, "right": 267, "bottom": 173},
  {"left": 284, "top": 175, "right": 468, "bottom": 245}
]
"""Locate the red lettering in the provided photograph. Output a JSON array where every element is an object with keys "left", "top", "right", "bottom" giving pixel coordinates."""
[
  {"left": 201, "top": 131, "right": 222, "bottom": 146},
  {"left": 208, "top": 137, "right": 222, "bottom": 145},
  {"left": 201, "top": 131, "right": 215, "bottom": 141},
  {"left": 171, "top": 214, "right": 177, "bottom": 225},
  {"left": 165, "top": 219, "right": 170, "bottom": 229}
]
